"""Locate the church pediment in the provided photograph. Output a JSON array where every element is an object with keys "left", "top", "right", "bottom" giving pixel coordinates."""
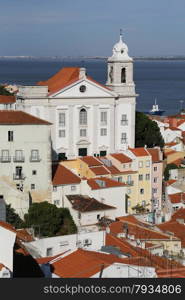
[{"left": 50, "top": 78, "right": 117, "bottom": 99}]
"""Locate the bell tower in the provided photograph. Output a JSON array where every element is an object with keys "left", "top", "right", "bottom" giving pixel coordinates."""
[{"left": 106, "top": 30, "right": 135, "bottom": 96}]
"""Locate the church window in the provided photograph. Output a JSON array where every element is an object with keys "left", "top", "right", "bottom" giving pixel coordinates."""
[
  {"left": 79, "top": 85, "right": 86, "bottom": 93},
  {"left": 121, "top": 68, "right": 126, "bottom": 83},
  {"left": 100, "top": 128, "right": 107, "bottom": 136},
  {"left": 100, "top": 111, "right": 107, "bottom": 125},
  {"left": 121, "top": 114, "right": 128, "bottom": 125},
  {"left": 79, "top": 108, "right": 87, "bottom": 125},
  {"left": 121, "top": 132, "right": 127, "bottom": 144},
  {"left": 109, "top": 66, "right": 113, "bottom": 83},
  {"left": 59, "top": 130, "right": 65, "bottom": 138},
  {"left": 58, "top": 112, "right": 65, "bottom": 127},
  {"left": 80, "top": 129, "right": 87, "bottom": 137}
]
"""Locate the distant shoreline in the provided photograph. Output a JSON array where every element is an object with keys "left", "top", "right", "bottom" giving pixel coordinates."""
[{"left": 0, "top": 56, "right": 185, "bottom": 61}]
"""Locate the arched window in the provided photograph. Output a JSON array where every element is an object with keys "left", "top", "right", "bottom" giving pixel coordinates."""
[
  {"left": 79, "top": 108, "right": 87, "bottom": 125},
  {"left": 121, "top": 68, "right": 126, "bottom": 83}
]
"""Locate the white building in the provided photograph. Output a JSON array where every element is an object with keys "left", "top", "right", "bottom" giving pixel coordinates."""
[
  {"left": 16, "top": 33, "right": 137, "bottom": 159},
  {"left": 0, "top": 95, "right": 16, "bottom": 110},
  {"left": 0, "top": 110, "right": 52, "bottom": 205}
]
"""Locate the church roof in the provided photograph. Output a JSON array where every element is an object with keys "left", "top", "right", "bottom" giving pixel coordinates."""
[{"left": 37, "top": 67, "right": 111, "bottom": 96}]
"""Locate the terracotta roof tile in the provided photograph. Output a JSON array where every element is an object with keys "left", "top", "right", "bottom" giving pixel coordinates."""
[
  {"left": 170, "top": 158, "right": 183, "bottom": 166},
  {"left": 165, "top": 179, "right": 177, "bottom": 186},
  {"left": 89, "top": 166, "right": 110, "bottom": 175},
  {"left": 87, "top": 177, "right": 127, "bottom": 190},
  {"left": 129, "top": 147, "right": 150, "bottom": 157},
  {"left": 105, "top": 234, "right": 139, "bottom": 257},
  {"left": 38, "top": 67, "right": 80, "bottom": 96},
  {"left": 168, "top": 193, "right": 185, "bottom": 204},
  {"left": 171, "top": 208, "right": 185, "bottom": 221},
  {"left": 0, "top": 110, "right": 51, "bottom": 125},
  {"left": 110, "top": 153, "right": 132, "bottom": 163},
  {"left": 147, "top": 148, "right": 160, "bottom": 162},
  {"left": 81, "top": 156, "right": 103, "bottom": 167},
  {"left": 157, "top": 221, "right": 185, "bottom": 247},
  {"left": 0, "top": 95, "right": 16, "bottom": 104},
  {"left": 52, "top": 164, "right": 81, "bottom": 185},
  {"left": 66, "top": 194, "right": 116, "bottom": 212}
]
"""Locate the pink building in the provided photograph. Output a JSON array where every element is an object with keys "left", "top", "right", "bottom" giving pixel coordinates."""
[{"left": 147, "top": 148, "right": 163, "bottom": 223}]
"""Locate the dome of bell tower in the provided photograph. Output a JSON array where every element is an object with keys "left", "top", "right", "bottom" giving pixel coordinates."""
[{"left": 108, "top": 31, "right": 132, "bottom": 62}]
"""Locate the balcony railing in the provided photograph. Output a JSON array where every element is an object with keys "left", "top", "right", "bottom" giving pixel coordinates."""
[
  {"left": 13, "top": 173, "right": 25, "bottom": 180},
  {"left": 30, "top": 156, "right": 41, "bottom": 162},
  {"left": 13, "top": 156, "right": 25, "bottom": 162},
  {"left": 0, "top": 156, "right": 11, "bottom": 162},
  {"left": 126, "top": 180, "right": 134, "bottom": 186},
  {"left": 121, "top": 120, "right": 128, "bottom": 126}
]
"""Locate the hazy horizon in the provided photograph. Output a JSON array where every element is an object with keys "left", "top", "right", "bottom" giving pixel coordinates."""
[{"left": 1, "top": 0, "right": 185, "bottom": 57}]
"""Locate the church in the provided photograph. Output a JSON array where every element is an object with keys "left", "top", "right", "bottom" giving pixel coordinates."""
[{"left": 17, "top": 33, "right": 137, "bottom": 160}]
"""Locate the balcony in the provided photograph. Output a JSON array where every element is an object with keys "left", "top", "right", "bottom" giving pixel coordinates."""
[
  {"left": 30, "top": 156, "right": 41, "bottom": 162},
  {"left": 126, "top": 180, "right": 134, "bottom": 186},
  {"left": 13, "top": 156, "right": 25, "bottom": 162},
  {"left": 0, "top": 156, "right": 11, "bottom": 163},
  {"left": 13, "top": 173, "right": 25, "bottom": 180},
  {"left": 121, "top": 120, "right": 128, "bottom": 126}
]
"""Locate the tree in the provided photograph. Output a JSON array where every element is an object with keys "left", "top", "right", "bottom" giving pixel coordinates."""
[
  {"left": 135, "top": 111, "right": 164, "bottom": 148},
  {"left": 164, "top": 163, "right": 178, "bottom": 181},
  {"left": 6, "top": 204, "right": 25, "bottom": 229},
  {"left": 0, "top": 85, "right": 12, "bottom": 96},
  {"left": 24, "top": 202, "right": 77, "bottom": 237}
]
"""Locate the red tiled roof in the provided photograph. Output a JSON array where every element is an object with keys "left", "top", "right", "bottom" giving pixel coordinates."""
[
  {"left": 66, "top": 194, "right": 116, "bottom": 212},
  {"left": 171, "top": 208, "right": 185, "bottom": 221},
  {"left": 164, "top": 150, "right": 177, "bottom": 157},
  {"left": 165, "top": 142, "right": 178, "bottom": 146},
  {"left": 81, "top": 156, "right": 103, "bottom": 167},
  {"left": 117, "top": 215, "right": 148, "bottom": 226},
  {"left": 0, "top": 110, "right": 51, "bottom": 125},
  {"left": 129, "top": 147, "right": 150, "bottom": 157},
  {"left": 51, "top": 248, "right": 139, "bottom": 278},
  {"left": 52, "top": 165, "right": 81, "bottom": 185},
  {"left": 168, "top": 126, "right": 181, "bottom": 131},
  {"left": 147, "top": 148, "right": 161, "bottom": 162},
  {"left": 165, "top": 179, "right": 177, "bottom": 186},
  {"left": 105, "top": 165, "right": 122, "bottom": 175},
  {"left": 105, "top": 234, "right": 139, "bottom": 257},
  {"left": 109, "top": 221, "right": 177, "bottom": 240},
  {"left": 89, "top": 166, "right": 110, "bottom": 175},
  {"left": 37, "top": 67, "right": 110, "bottom": 96},
  {"left": 168, "top": 193, "right": 185, "bottom": 204},
  {"left": 157, "top": 221, "right": 185, "bottom": 247},
  {"left": 36, "top": 252, "right": 68, "bottom": 265},
  {"left": 170, "top": 158, "right": 183, "bottom": 167},
  {"left": 0, "top": 221, "right": 16, "bottom": 233},
  {"left": 38, "top": 67, "right": 80, "bottom": 96},
  {"left": 87, "top": 177, "right": 127, "bottom": 190},
  {"left": 0, "top": 95, "right": 16, "bottom": 104},
  {"left": 110, "top": 153, "right": 132, "bottom": 163},
  {"left": 16, "top": 229, "right": 34, "bottom": 242}
]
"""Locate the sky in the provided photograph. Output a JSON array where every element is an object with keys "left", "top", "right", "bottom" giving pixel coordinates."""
[{"left": 0, "top": 0, "right": 185, "bottom": 57}]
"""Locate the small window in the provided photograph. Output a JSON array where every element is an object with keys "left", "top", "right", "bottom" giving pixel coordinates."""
[
  {"left": 139, "top": 174, "right": 143, "bottom": 181},
  {"left": 97, "top": 214, "right": 100, "bottom": 220},
  {"left": 71, "top": 185, "right": 76, "bottom": 191},
  {"left": 54, "top": 200, "right": 60, "bottom": 206},
  {"left": 146, "top": 160, "right": 150, "bottom": 167},
  {"left": 140, "top": 189, "right": 144, "bottom": 194},
  {"left": 79, "top": 85, "right": 86, "bottom": 92},
  {"left": 121, "top": 132, "right": 127, "bottom": 144},
  {"left": 59, "top": 130, "right": 65, "bottom": 138},
  {"left": 31, "top": 184, "right": 35, "bottom": 190},
  {"left": 121, "top": 114, "right": 128, "bottom": 125},
  {"left": 80, "top": 129, "right": 87, "bottom": 137},
  {"left": 152, "top": 188, "right": 157, "bottom": 194},
  {"left": 100, "top": 128, "right": 107, "bottom": 136},
  {"left": 142, "top": 200, "right": 146, "bottom": 206},
  {"left": 117, "top": 176, "right": 122, "bottom": 182},
  {"left": 121, "top": 68, "right": 126, "bottom": 83},
  {"left": 32, "top": 170, "right": 37, "bottom": 175},
  {"left": 146, "top": 174, "right": 150, "bottom": 180},
  {"left": 8, "top": 131, "right": 13, "bottom": 142},
  {"left": 58, "top": 112, "right": 65, "bottom": 127},
  {"left": 46, "top": 248, "right": 53, "bottom": 256},
  {"left": 101, "top": 112, "right": 107, "bottom": 125},
  {"left": 79, "top": 108, "right": 87, "bottom": 125},
  {"left": 154, "top": 166, "right": 157, "bottom": 172},
  {"left": 139, "top": 161, "right": 143, "bottom": 168},
  {"left": 53, "top": 186, "right": 57, "bottom": 192},
  {"left": 127, "top": 188, "right": 131, "bottom": 194},
  {"left": 154, "top": 177, "right": 158, "bottom": 183}
]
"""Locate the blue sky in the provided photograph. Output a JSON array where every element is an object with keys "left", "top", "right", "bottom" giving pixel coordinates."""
[{"left": 0, "top": 0, "right": 185, "bottom": 56}]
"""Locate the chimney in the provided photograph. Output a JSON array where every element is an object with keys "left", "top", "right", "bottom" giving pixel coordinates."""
[{"left": 79, "top": 68, "right": 86, "bottom": 80}]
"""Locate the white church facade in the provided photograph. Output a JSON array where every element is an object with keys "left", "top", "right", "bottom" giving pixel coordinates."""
[{"left": 16, "top": 34, "right": 137, "bottom": 160}]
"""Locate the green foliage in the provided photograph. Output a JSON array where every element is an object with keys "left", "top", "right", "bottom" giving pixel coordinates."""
[
  {"left": 6, "top": 204, "right": 25, "bottom": 229},
  {"left": 135, "top": 111, "right": 164, "bottom": 148},
  {"left": 0, "top": 85, "right": 12, "bottom": 95},
  {"left": 24, "top": 202, "right": 77, "bottom": 237},
  {"left": 164, "top": 163, "right": 178, "bottom": 181},
  {"left": 132, "top": 203, "right": 149, "bottom": 213}
]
